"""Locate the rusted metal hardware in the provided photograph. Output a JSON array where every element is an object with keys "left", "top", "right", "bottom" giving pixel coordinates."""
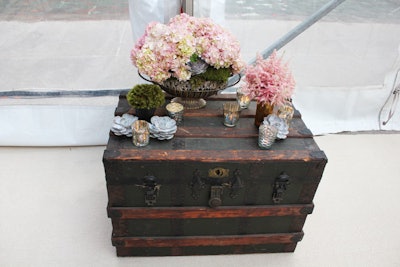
[
  {"left": 209, "top": 186, "right": 224, "bottom": 208},
  {"left": 272, "top": 172, "right": 290, "bottom": 204},
  {"left": 135, "top": 175, "right": 160, "bottom": 206},
  {"left": 191, "top": 168, "right": 244, "bottom": 208}
]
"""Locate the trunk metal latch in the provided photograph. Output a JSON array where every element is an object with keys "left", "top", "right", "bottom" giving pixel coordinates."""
[
  {"left": 272, "top": 172, "right": 290, "bottom": 204},
  {"left": 136, "top": 175, "right": 160, "bottom": 206},
  {"left": 191, "top": 168, "right": 243, "bottom": 208}
]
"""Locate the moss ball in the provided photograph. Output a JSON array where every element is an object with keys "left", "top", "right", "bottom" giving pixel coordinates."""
[{"left": 127, "top": 84, "right": 165, "bottom": 109}]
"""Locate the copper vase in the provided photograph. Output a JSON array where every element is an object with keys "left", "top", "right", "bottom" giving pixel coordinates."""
[{"left": 254, "top": 102, "right": 274, "bottom": 127}]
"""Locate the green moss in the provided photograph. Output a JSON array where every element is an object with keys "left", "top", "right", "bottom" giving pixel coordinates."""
[
  {"left": 190, "top": 53, "right": 200, "bottom": 63},
  {"left": 187, "top": 67, "right": 231, "bottom": 89},
  {"left": 164, "top": 66, "right": 232, "bottom": 90},
  {"left": 198, "top": 67, "right": 231, "bottom": 83},
  {"left": 127, "top": 84, "right": 165, "bottom": 109}
]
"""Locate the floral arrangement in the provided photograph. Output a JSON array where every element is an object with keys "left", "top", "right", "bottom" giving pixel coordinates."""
[
  {"left": 131, "top": 13, "right": 244, "bottom": 84},
  {"left": 241, "top": 50, "right": 295, "bottom": 107}
]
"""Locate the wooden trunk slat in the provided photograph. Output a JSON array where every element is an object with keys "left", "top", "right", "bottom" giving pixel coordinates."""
[
  {"left": 110, "top": 215, "right": 308, "bottom": 237},
  {"left": 112, "top": 232, "right": 304, "bottom": 248},
  {"left": 172, "top": 118, "right": 311, "bottom": 138},
  {"left": 108, "top": 203, "right": 314, "bottom": 219},
  {"left": 104, "top": 149, "right": 323, "bottom": 162},
  {"left": 105, "top": 136, "right": 323, "bottom": 154},
  {"left": 115, "top": 243, "right": 297, "bottom": 256}
]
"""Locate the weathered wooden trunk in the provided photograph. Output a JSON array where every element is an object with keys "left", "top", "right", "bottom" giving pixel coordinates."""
[{"left": 103, "top": 94, "right": 327, "bottom": 257}]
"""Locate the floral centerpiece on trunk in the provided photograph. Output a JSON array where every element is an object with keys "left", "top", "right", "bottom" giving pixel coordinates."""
[
  {"left": 131, "top": 13, "right": 245, "bottom": 109},
  {"left": 240, "top": 50, "right": 296, "bottom": 127}
]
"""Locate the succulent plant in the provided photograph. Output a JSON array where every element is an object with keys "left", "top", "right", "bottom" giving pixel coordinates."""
[{"left": 127, "top": 84, "right": 165, "bottom": 109}]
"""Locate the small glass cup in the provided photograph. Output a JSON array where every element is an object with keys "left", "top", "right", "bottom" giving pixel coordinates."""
[
  {"left": 223, "top": 102, "right": 241, "bottom": 127},
  {"left": 236, "top": 89, "right": 252, "bottom": 109},
  {"left": 131, "top": 120, "right": 149, "bottom": 147},
  {"left": 166, "top": 102, "right": 184, "bottom": 125},
  {"left": 277, "top": 103, "right": 294, "bottom": 125},
  {"left": 258, "top": 124, "right": 278, "bottom": 149}
]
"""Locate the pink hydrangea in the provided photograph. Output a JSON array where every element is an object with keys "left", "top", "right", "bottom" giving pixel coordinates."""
[
  {"left": 241, "top": 51, "right": 295, "bottom": 107},
  {"left": 131, "top": 13, "right": 244, "bottom": 83}
]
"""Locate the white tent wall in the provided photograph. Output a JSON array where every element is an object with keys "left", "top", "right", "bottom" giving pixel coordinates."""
[
  {"left": 287, "top": 22, "right": 400, "bottom": 134},
  {"left": 223, "top": 18, "right": 400, "bottom": 135},
  {"left": 0, "top": 21, "right": 134, "bottom": 146},
  {"left": 1, "top": 2, "right": 399, "bottom": 146},
  {"left": 216, "top": 1, "right": 400, "bottom": 134}
]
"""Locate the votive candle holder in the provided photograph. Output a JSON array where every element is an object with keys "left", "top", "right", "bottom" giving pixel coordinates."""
[
  {"left": 132, "top": 120, "right": 149, "bottom": 147},
  {"left": 236, "top": 89, "right": 252, "bottom": 109},
  {"left": 166, "top": 102, "right": 184, "bottom": 125},
  {"left": 258, "top": 124, "right": 278, "bottom": 149},
  {"left": 223, "top": 102, "right": 241, "bottom": 127}
]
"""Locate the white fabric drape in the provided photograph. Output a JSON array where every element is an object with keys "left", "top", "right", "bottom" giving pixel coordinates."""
[{"left": 128, "top": 0, "right": 181, "bottom": 43}]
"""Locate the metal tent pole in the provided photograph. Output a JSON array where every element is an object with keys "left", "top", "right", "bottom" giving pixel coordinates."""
[
  {"left": 249, "top": 0, "right": 347, "bottom": 64},
  {"left": 182, "top": 0, "right": 194, "bottom": 16}
]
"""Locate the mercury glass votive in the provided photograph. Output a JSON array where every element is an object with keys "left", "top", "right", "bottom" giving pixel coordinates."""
[
  {"left": 277, "top": 103, "right": 294, "bottom": 125},
  {"left": 236, "top": 89, "right": 252, "bottom": 109},
  {"left": 166, "top": 102, "right": 184, "bottom": 125},
  {"left": 258, "top": 124, "right": 278, "bottom": 149},
  {"left": 132, "top": 120, "right": 149, "bottom": 147},
  {"left": 223, "top": 102, "right": 241, "bottom": 127}
]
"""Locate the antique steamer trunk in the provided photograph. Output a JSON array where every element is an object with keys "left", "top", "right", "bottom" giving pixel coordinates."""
[{"left": 103, "top": 94, "right": 327, "bottom": 257}]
